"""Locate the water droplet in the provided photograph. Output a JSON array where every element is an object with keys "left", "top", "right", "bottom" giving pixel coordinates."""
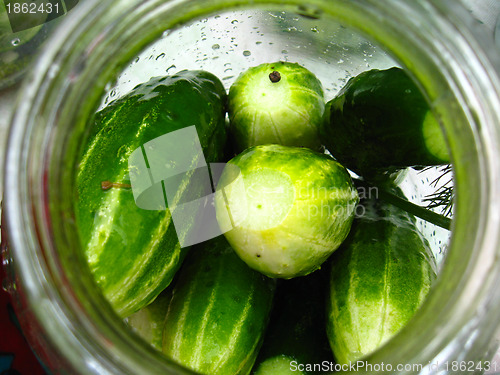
[
  {"left": 134, "top": 57, "right": 140, "bottom": 63},
  {"left": 11, "top": 38, "right": 20, "bottom": 46},
  {"left": 156, "top": 53, "right": 166, "bottom": 60},
  {"left": 281, "top": 49, "right": 288, "bottom": 54},
  {"left": 212, "top": 44, "right": 220, "bottom": 50},
  {"left": 166, "top": 64, "right": 176, "bottom": 73},
  {"left": 231, "top": 19, "right": 239, "bottom": 24},
  {"left": 255, "top": 41, "right": 262, "bottom": 45},
  {"left": 243, "top": 50, "right": 251, "bottom": 56},
  {"left": 311, "top": 27, "right": 319, "bottom": 33}
]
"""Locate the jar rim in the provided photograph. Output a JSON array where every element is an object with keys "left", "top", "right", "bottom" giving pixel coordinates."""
[{"left": 4, "top": 0, "right": 500, "bottom": 373}]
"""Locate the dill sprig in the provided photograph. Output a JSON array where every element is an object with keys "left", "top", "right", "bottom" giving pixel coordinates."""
[{"left": 421, "top": 165, "right": 454, "bottom": 218}]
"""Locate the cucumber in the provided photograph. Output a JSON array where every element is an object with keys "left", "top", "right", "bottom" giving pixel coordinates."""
[
  {"left": 76, "top": 70, "right": 227, "bottom": 317},
  {"left": 228, "top": 61, "right": 324, "bottom": 151},
  {"left": 126, "top": 287, "right": 173, "bottom": 351},
  {"left": 214, "top": 144, "right": 358, "bottom": 279},
  {"left": 161, "top": 236, "right": 276, "bottom": 375},
  {"left": 326, "top": 188, "right": 437, "bottom": 364},
  {"left": 252, "top": 271, "right": 334, "bottom": 375},
  {"left": 321, "top": 67, "right": 449, "bottom": 177}
]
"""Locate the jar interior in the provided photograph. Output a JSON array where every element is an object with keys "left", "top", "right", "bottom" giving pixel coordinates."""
[{"left": 75, "top": 3, "right": 455, "bottom": 365}]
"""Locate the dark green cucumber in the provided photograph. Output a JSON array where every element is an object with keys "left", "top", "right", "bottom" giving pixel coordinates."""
[
  {"left": 326, "top": 188, "right": 437, "bottom": 364},
  {"left": 321, "top": 67, "right": 450, "bottom": 177},
  {"left": 162, "top": 236, "right": 276, "bottom": 375},
  {"left": 76, "top": 70, "right": 227, "bottom": 317},
  {"left": 252, "top": 271, "right": 334, "bottom": 375}
]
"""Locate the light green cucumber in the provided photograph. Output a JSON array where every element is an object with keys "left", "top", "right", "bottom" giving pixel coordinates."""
[
  {"left": 215, "top": 144, "right": 358, "bottom": 279},
  {"left": 76, "top": 70, "right": 227, "bottom": 317},
  {"left": 326, "top": 188, "right": 437, "bottom": 364},
  {"left": 162, "top": 236, "right": 276, "bottom": 375},
  {"left": 228, "top": 61, "right": 324, "bottom": 151},
  {"left": 321, "top": 67, "right": 450, "bottom": 178}
]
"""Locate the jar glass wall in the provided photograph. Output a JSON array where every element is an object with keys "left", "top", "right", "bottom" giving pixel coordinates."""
[{"left": 2, "top": 0, "right": 500, "bottom": 374}]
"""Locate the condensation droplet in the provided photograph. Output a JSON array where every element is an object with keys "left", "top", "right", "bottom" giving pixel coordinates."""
[
  {"left": 231, "top": 19, "right": 239, "bottom": 24},
  {"left": 166, "top": 64, "right": 176, "bottom": 73},
  {"left": 156, "top": 53, "right": 166, "bottom": 60},
  {"left": 243, "top": 50, "right": 251, "bottom": 56},
  {"left": 212, "top": 44, "right": 220, "bottom": 50},
  {"left": 11, "top": 38, "right": 20, "bottom": 46}
]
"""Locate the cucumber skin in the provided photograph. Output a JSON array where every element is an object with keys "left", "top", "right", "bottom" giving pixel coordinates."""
[
  {"left": 321, "top": 67, "right": 449, "bottom": 177},
  {"left": 162, "top": 236, "right": 276, "bottom": 375},
  {"left": 326, "top": 191, "right": 437, "bottom": 364},
  {"left": 228, "top": 61, "right": 324, "bottom": 151},
  {"left": 76, "top": 70, "right": 227, "bottom": 317},
  {"left": 252, "top": 271, "right": 335, "bottom": 375}
]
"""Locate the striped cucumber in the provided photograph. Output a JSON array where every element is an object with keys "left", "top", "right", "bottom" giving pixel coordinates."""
[
  {"left": 252, "top": 271, "right": 334, "bottom": 375},
  {"left": 76, "top": 70, "right": 227, "bottom": 317},
  {"left": 162, "top": 236, "right": 276, "bottom": 375},
  {"left": 321, "top": 67, "right": 449, "bottom": 177},
  {"left": 326, "top": 188, "right": 437, "bottom": 364}
]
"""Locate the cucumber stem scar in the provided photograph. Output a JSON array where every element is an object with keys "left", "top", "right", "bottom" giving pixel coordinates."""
[
  {"left": 269, "top": 71, "right": 281, "bottom": 83},
  {"left": 101, "top": 181, "right": 132, "bottom": 190}
]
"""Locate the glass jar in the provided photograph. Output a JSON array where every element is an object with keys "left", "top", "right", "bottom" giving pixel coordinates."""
[{"left": 2, "top": 0, "right": 500, "bottom": 374}]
